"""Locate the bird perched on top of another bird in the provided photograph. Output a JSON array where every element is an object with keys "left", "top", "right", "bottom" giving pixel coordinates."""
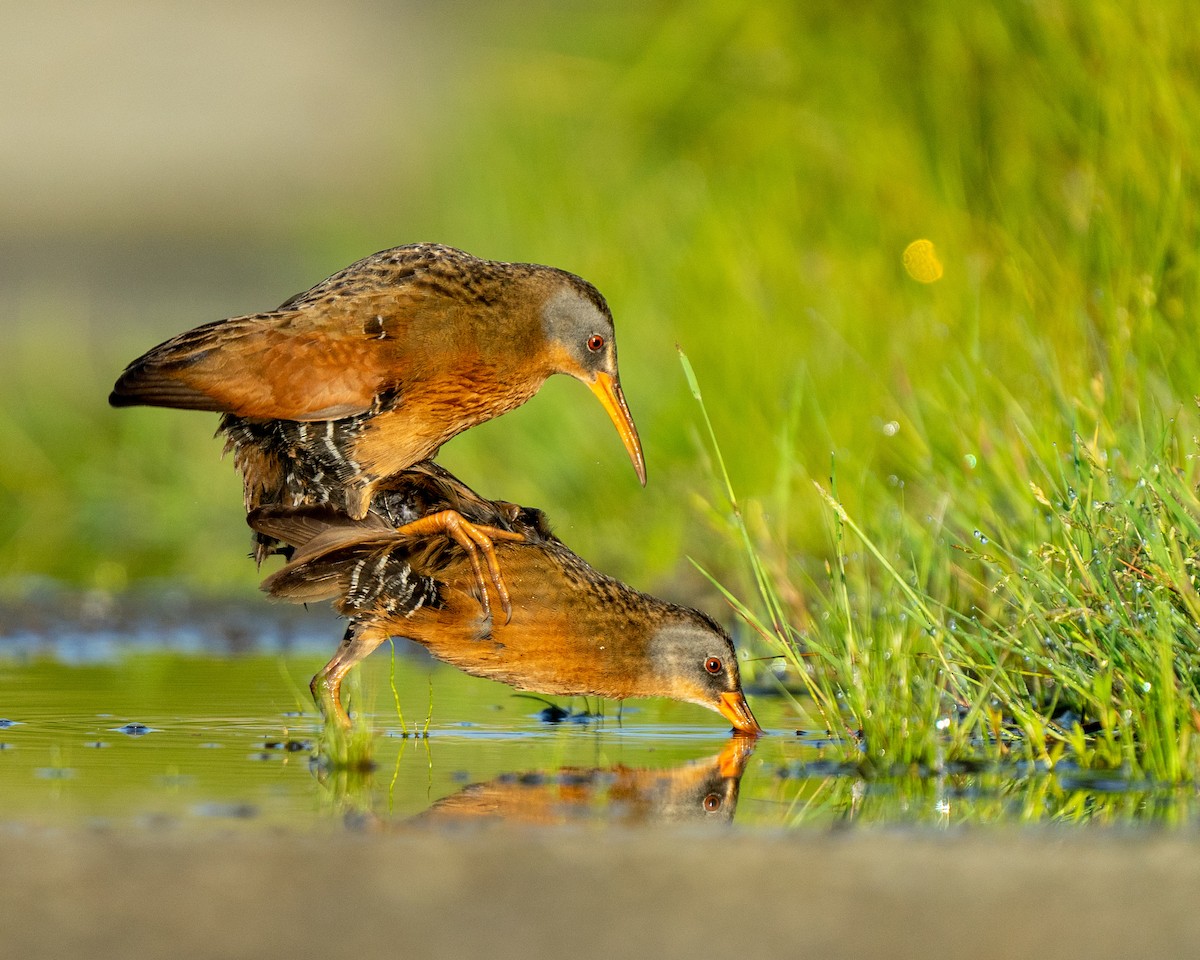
[
  {"left": 106, "top": 244, "right": 762, "bottom": 735},
  {"left": 109, "top": 243, "right": 645, "bottom": 559}
]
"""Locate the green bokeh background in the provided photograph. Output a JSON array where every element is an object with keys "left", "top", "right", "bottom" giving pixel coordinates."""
[{"left": 3, "top": 0, "right": 1198, "bottom": 609}]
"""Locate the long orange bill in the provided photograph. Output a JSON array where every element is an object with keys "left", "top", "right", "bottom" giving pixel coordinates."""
[
  {"left": 718, "top": 691, "right": 764, "bottom": 736},
  {"left": 588, "top": 371, "right": 647, "bottom": 486}
]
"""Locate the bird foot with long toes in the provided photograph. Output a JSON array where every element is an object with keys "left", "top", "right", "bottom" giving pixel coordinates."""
[
  {"left": 310, "top": 672, "right": 352, "bottom": 730},
  {"left": 390, "top": 510, "right": 524, "bottom": 622}
]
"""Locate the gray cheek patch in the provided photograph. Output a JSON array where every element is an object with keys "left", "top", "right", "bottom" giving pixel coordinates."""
[{"left": 541, "top": 287, "right": 612, "bottom": 351}]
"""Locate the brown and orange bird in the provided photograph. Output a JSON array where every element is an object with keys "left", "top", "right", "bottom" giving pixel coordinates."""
[
  {"left": 109, "top": 243, "right": 645, "bottom": 561},
  {"left": 250, "top": 465, "right": 761, "bottom": 736}
]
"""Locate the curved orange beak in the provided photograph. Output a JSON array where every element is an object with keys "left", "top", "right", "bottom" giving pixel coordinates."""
[
  {"left": 718, "top": 691, "right": 763, "bottom": 736},
  {"left": 588, "top": 371, "right": 646, "bottom": 485}
]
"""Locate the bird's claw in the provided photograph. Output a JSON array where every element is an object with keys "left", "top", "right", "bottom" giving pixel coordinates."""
[{"left": 391, "top": 510, "right": 523, "bottom": 623}]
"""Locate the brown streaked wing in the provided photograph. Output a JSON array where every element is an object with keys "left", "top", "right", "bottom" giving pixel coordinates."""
[{"left": 111, "top": 290, "right": 441, "bottom": 419}]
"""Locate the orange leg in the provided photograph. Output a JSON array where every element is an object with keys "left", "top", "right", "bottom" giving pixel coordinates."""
[
  {"left": 391, "top": 510, "right": 524, "bottom": 622},
  {"left": 311, "top": 624, "right": 390, "bottom": 727}
]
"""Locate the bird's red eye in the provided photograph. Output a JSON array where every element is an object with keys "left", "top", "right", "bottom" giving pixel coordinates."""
[
  {"left": 702, "top": 793, "right": 722, "bottom": 812},
  {"left": 704, "top": 657, "right": 723, "bottom": 675},
  {"left": 587, "top": 334, "right": 605, "bottom": 352}
]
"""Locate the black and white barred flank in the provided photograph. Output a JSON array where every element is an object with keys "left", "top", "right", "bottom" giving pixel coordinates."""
[
  {"left": 341, "top": 547, "right": 442, "bottom": 618},
  {"left": 219, "top": 386, "right": 401, "bottom": 510}
]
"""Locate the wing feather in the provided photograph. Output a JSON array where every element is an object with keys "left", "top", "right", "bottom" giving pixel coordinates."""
[{"left": 108, "top": 287, "right": 445, "bottom": 418}]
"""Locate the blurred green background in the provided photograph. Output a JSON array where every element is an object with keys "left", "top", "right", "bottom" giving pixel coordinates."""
[{"left": 3, "top": 0, "right": 1198, "bottom": 606}]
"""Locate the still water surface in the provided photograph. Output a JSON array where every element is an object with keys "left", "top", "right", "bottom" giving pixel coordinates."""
[{"left": 1, "top": 598, "right": 1197, "bottom": 830}]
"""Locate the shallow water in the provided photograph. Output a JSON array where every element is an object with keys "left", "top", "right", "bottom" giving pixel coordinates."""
[{"left": 1, "top": 595, "right": 1198, "bottom": 831}]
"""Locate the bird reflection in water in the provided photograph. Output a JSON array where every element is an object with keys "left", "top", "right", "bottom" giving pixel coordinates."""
[
  {"left": 417, "top": 736, "right": 755, "bottom": 827},
  {"left": 252, "top": 462, "right": 762, "bottom": 735},
  {"left": 327, "top": 736, "right": 757, "bottom": 828}
]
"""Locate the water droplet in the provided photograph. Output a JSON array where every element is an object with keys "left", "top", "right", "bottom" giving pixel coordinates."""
[{"left": 963, "top": 454, "right": 977, "bottom": 469}]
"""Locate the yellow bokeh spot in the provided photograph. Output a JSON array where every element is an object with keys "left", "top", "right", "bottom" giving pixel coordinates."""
[{"left": 903, "top": 239, "right": 943, "bottom": 283}]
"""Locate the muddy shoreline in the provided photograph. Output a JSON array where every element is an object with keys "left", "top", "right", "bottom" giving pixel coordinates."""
[{"left": 3, "top": 827, "right": 1196, "bottom": 959}]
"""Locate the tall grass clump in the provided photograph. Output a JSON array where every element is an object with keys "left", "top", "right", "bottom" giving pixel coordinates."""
[
  {"left": 688, "top": 347, "right": 1200, "bottom": 781},
  {"left": 964, "top": 422, "right": 1200, "bottom": 780}
]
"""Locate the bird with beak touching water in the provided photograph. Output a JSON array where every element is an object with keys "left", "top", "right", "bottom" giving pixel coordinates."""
[
  {"left": 108, "top": 243, "right": 646, "bottom": 562},
  {"left": 250, "top": 463, "right": 762, "bottom": 736}
]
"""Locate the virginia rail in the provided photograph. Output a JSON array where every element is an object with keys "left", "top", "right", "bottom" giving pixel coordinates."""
[
  {"left": 250, "top": 467, "right": 762, "bottom": 735},
  {"left": 108, "top": 243, "right": 645, "bottom": 557}
]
